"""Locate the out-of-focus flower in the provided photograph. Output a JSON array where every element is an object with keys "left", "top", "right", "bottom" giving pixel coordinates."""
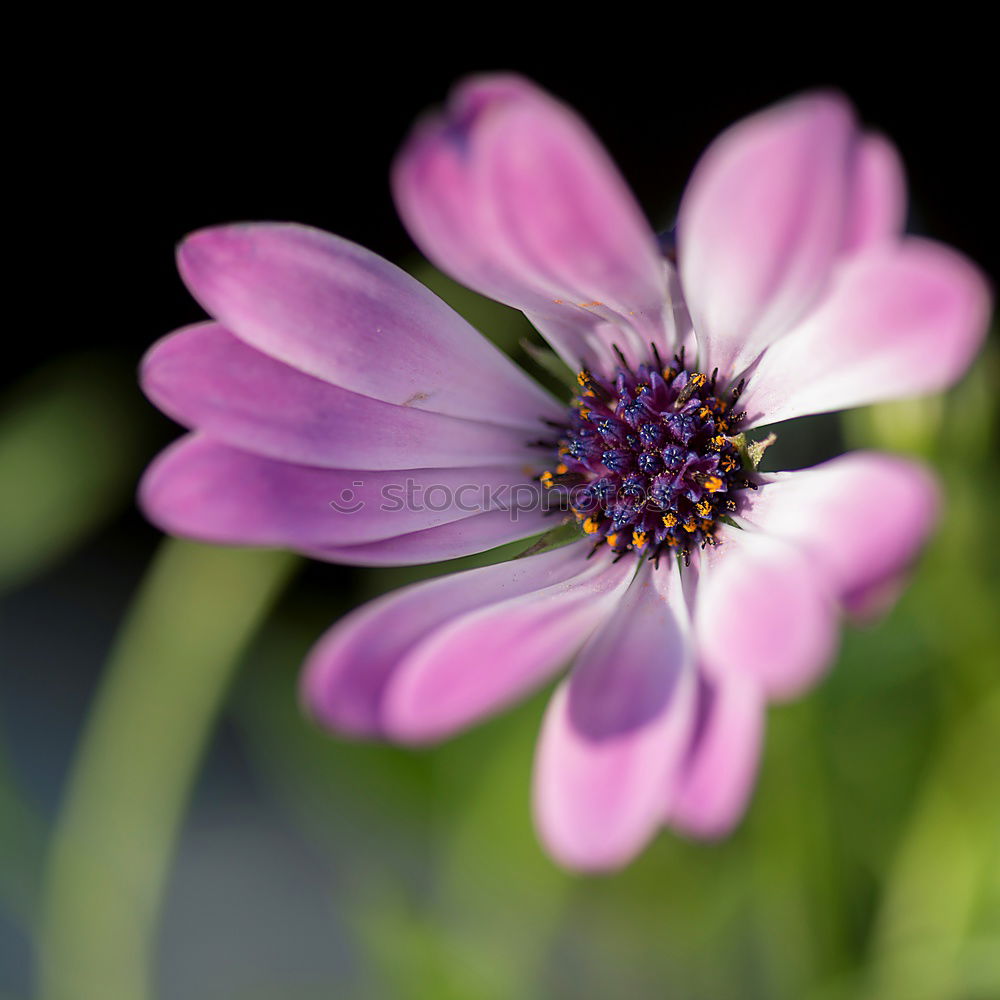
[{"left": 140, "top": 75, "right": 990, "bottom": 870}]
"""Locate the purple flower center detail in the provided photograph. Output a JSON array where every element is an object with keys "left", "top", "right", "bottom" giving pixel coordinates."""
[{"left": 541, "top": 347, "right": 755, "bottom": 564}]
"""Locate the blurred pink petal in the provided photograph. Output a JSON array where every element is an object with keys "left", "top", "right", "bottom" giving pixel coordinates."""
[
  {"left": 666, "top": 671, "right": 764, "bottom": 838},
  {"left": 381, "top": 551, "right": 635, "bottom": 743},
  {"left": 696, "top": 530, "right": 839, "bottom": 700},
  {"left": 842, "top": 133, "right": 907, "bottom": 251},
  {"left": 309, "top": 507, "right": 554, "bottom": 567},
  {"left": 393, "top": 74, "right": 668, "bottom": 370},
  {"left": 302, "top": 544, "right": 615, "bottom": 737},
  {"left": 533, "top": 563, "right": 694, "bottom": 870},
  {"left": 740, "top": 238, "right": 991, "bottom": 426},
  {"left": 177, "top": 223, "right": 561, "bottom": 429},
  {"left": 142, "top": 324, "right": 543, "bottom": 470},
  {"left": 739, "top": 452, "right": 940, "bottom": 616},
  {"left": 140, "top": 434, "right": 543, "bottom": 548},
  {"left": 678, "top": 92, "right": 856, "bottom": 378}
]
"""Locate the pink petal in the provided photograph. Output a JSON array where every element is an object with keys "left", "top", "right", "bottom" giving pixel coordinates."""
[
  {"left": 301, "top": 542, "right": 607, "bottom": 738},
  {"left": 678, "top": 92, "right": 856, "bottom": 379},
  {"left": 141, "top": 323, "right": 541, "bottom": 470},
  {"left": 177, "top": 223, "right": 561, "bottom": 430},
  {"left": 310, "top": 505, "right": 555, "bottom": 567},
  {"left": 696, "top": 529, "right": 839, "bottom": 700},
  {"left": 392, "top": 73, "right": 668, "bottom": 371},
  {"left": 140, "top": 434, "right": 544, "bottom": 549},
  {"left": 533, "top": 562, "right": 695, "bottom": 871},
  {"left": 666, "top": 671, "right": 764, "bottom": 839},
  {"left": 740, "top": 238, "right": 991, "bottom": 427},
  {"left": 738, "top": 452, "right": 939, "bottom": 616},
  {"left": 381, "top": 552, "right": 636, "bottom": 743},
  {"left": 842, "top": 132, "right": 907, "bottom": 252}
]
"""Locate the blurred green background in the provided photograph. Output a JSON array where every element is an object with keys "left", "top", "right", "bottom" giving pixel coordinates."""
[{"left": 4, "top": 50, "right": 998, "bottom": 1000}]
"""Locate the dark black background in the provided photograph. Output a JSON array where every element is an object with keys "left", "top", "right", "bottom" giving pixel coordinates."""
[{"left": 27, "top": 37, "right": 995, "bottom": 386}]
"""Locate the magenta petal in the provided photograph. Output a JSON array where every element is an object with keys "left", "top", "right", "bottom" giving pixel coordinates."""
[
  {"left": 666, "top": 671, "right": 764, "bottom": 839},
  {"left": 739, "top": 452, "right": 939, "bottom": 615},
  {"left": 533, "top": 563, "right": 695, "bottom": 871},
  {"left": 697, "top": 530, "right": 838, "bottom": 700},
  {"left": 678, "top": 92, "right": 856, "bottom": 378},
  {"left": 381, "top": 552, "right": 636, "bottom": 743},
  {"left": 842, "top": 133, "right": 907, "bottom": 252},
  {"left": 740, "top": 238, "right": 991, "bottom": 426},
  {"left": 176, "top": 223, "right": 561, "bottom": 430},
  {"left": 140, "top": 434, "right": 542, "bottom": 549},
  {"left": 392, "top": 74, "right": 668, "bottom": 370},
  {"left": 142, "top": 323, "right": 541, "bottom": 470},
  {"left": 301, "top": 543, "right": 602, "bottom": 738},
  {"left": 311, "top": 505, "right": 553, "bottom": 566}
]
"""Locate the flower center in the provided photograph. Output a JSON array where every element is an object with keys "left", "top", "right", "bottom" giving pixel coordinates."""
[{"left": 541, "top": 347, "right": 755, "bottom": 564}]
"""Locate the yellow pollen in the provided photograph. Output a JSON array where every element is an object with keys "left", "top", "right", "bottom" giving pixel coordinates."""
[
  {"left": 710, "top": 435, "right": 727, "bottom": 451},
  {"left": 721, "top": 456, "right": 738, "bottom": 472},
  {"left": 698, "top": 405, "right": 712, "bottom": 419},
  {"left": 579, "top": 407, "right": 591, "bottom": 419},
  {"left": 583, "top": 517, "right": 600, "bottom": 535},
  {"left": 663, "top": 367, "right": 677, "bottom": 380},
  {"left": 632, "top": 530, "right": 648, "bottom": 548},
  {"left": 683, "top": 518, "right": 698, "bottom": 533},
  {"left": 695, "top": 500, "right": 712, "bottom": 517},
  {"left": 667, "top": 536, "right": 679, "bottom": 547},
  {"left": 606, "top": 533, "right": 619, "bottom": 547},
  {"left": 662, "top": 512, "right": 679, "bottom": 528},
  {"left": 556, "top": 463, "right": 568, "bottom": 475},
  {"left": 699, "top": 518, "right": 713, "bottom": 530},
  {"left": 689, "top": 372, "right": 708, "bottom": 388},
  {"left": 576, "top": 370, "right": 588, "bottom": 386},
  {"left": 704, "top": 475, "right": 724, "bottom": 492}
]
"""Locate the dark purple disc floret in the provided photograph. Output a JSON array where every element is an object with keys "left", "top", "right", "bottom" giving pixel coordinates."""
[{"left": 540, "top": 350, "right": 755, "bottom": 564}]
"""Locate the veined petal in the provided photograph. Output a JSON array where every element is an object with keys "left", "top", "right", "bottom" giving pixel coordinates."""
[
  {"left": 678, "top": 92, "right": 856, "bottom": 379},
  {"left": 301, "top": 542, "right": 608, "bottom": 738},
  {"left": 176, "top": 222, "right": 561, "bottom": 430},
  {"left": 533, "top": 561, "right": 695, "bottom": 871},
  {"left": 740, "top": 239, "right": 991, "bottom": 427},
  {"left": 140, "top": 434, "right": 543, "bottom": 549},
  {"left": 381, "top": 551, "right": 636, "bottom": 743},
  {"left": 666, "top": 670, "right": 764, "bottom": 839},
  {"left": 393, "top": 73, "right": 668, "bottom": 370},
  {"left": 842, "top": 132, "right": 907, "bottom": 252},
  {"left": 696, "top": 529, "right": 839, "bottom": 700},
  {"left": 737, "top": 452, "right": 939, "bottom": 616},
  {"left": 142, "top": 324, "right": 542, "bottom": 470}
]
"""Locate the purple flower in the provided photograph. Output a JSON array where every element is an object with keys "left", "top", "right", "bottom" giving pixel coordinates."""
[{"left": 140, "top": 75, "right": 990, "bottom": 870}]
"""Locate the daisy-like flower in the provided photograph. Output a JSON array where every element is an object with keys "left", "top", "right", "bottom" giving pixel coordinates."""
[{"left": 140, "top": 75, "right": 989, "bottom": 870}]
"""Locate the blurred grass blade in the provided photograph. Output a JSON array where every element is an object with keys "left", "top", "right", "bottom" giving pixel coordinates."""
[
  {"left": 865, "top": 690, "right": 1000, "bottom": 1000},
  {"left": 0, "top": 354, "right": 151, "bottom": 593},
  {"left": 0, "top": 736, "right": 46, "bottom": 929},
  {"left": 38, "top": 539, "right": 297, "bottom": 1000}
]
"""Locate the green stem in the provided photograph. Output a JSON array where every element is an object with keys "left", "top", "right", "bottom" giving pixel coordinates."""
[{"left": 38, "top": 539, "right": 297, "bottom": 1000}]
